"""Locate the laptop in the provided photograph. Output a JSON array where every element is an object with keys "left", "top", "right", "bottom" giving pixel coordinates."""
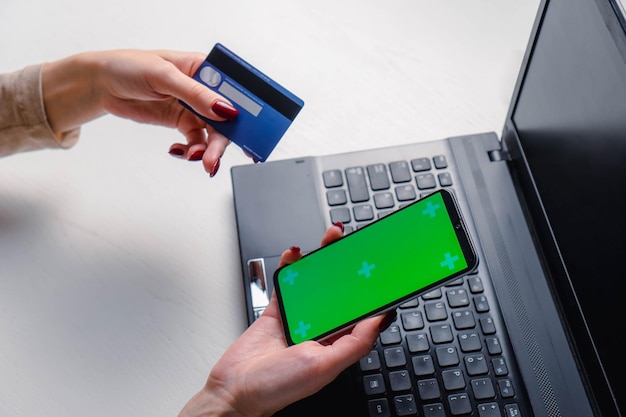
[{"left": 230, "top": 0, "right": 626, "bottom": 415}]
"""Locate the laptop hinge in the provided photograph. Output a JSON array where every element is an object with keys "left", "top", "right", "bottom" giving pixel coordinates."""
[{"left": 488, "top": 149, "right": 512, "bottom": 162}]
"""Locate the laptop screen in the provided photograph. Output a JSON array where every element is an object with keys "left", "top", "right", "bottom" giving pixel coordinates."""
[{"left": 506, "top": 0, "right": 626, "bottom": 415}]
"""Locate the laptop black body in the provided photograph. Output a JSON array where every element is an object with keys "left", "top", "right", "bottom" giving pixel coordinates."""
[{"left": 230, "top": 0, "right": 626, "bottom": 416}]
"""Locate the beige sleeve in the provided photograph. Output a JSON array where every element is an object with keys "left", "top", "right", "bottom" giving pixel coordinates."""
[{"left": 0, "top": 64, "right": 80, "bottom": 157}]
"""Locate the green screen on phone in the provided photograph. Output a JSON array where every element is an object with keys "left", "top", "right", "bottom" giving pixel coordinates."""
[{"left": 274, "top": 190, "right": 476, "bottom": 345}]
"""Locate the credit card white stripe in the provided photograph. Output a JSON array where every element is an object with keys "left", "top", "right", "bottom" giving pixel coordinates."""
[{"left": 219, "top": 81, "right": 262, "bottom": 117}]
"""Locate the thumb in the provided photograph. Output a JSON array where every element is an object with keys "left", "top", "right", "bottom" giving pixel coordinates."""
[{"left": 157, "top": 51, "right": 238, "bottom": 121}]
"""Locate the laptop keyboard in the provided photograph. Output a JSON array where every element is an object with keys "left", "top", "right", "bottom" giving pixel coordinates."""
[
  {"left": 322, "top": 156, "right": 452, "bottom": 234},
  {"left": 357, "top": 276, "right": 522, "bottom": 417},
  {"left": 322, "top": 156, "right": 527, "bottom": 417}
]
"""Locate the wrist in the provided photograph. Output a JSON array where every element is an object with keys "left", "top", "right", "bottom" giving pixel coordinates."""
[
  {"left": 177, "top": 382, "right": 250, "bottom": 417},
  {"left": 42, "top": 52, "right": 106, "bottom": 136}
]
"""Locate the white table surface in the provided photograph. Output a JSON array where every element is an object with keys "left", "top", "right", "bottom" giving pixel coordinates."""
[{"left": 0, "top": 1, "right": 540, "bottom": 416}]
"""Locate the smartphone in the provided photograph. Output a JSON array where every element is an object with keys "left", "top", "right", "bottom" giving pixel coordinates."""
[{"left": 273, "top": 189, "right": 478, "bottom": 345}]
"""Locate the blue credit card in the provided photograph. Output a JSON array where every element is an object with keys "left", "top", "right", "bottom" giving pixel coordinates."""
[{"left": 181, "top": 43, "right": 304, "bottom": 162}]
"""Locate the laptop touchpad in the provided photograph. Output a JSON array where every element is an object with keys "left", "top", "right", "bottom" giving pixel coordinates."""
[{"left": 231, "top": 157, "right": 326, "bottom": 322}]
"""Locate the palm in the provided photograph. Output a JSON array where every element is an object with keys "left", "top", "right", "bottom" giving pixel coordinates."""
[{"left": 205, "top": 226, "right": 385, "bottom": 417}]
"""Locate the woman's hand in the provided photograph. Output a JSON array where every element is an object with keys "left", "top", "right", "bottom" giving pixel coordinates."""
[
  {"left": 178, "top": 224, "right": 390, "bottom": 417},
  {"left": 42, "top": 49, "right": 241, "bottom": 176}
]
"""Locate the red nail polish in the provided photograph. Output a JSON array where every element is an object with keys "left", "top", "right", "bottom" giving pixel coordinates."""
[
  {"left": 169, "top": 148, "right": 184, "bottom": 157},
  {"left": 379, "top": 311, "right": 397, "bottom": 331},
  {"left": 333, "top": 222, "right": 345, "bottom": 232},
  {"left": 290, "top": 246, "right": 301, "bottom": 254},
  {"left": 209, "top": 158, "right": 221, "bottom": 177},
  {"left": 188, "top": 150, "right": 204, "bottom": 161},
  {"left": 211, "top": 101, "right": 239, "bottom": 120}
]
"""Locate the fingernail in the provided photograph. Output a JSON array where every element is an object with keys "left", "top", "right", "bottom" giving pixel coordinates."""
[
  {"left": 211, "top": 101, "right": 239, "bottom": 120},
  {"left": 188, "top": 150, "right": 204, "bottom": 161},
  {"left": 290, "top": 246, "right": 301, "bottom": 255},
  {"left": 333, "top": 222, "right": 344, "bottom": 233},
  {"left": 169, "top": 148, "right": 184, "bottom": 157},
  {"left": 209, "top": 158, "right": 221, "bottom": 177},
  {"left": 379, "top": 311, "right": 397, "bottom": 332}
]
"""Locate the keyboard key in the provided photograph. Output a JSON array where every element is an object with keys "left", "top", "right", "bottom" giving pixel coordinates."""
[
  {"left": 384, "top": 347, "right": 407, "bottom": 368},
  {"left": 458, "top": 330, "right": 482, "bottom": 352},
  {"left": 416, "top": 173, "right": 437, "bottom": 189},
  {"left": 438, "top": 172, "right": 453, "bottom": 187},
  {"left": 380, "top": 324, "right": 402, "bottom": 345},
  {"left": 479, "top": 317, "right": 496, "bottom": 334},
  {"left": 465, "top": 354, "right": 489, "bottom": 375},
  {"left": 400, "top": 297, "right": 419, "bottom": 308},
  {"left": 417, "top": 378, "right": 440, "bottom": 400},
  {"left": 422, "top": 288, "right": 442, "bottom": 299},
  {"left": 452, "top": 310, "right": 476, "bottom": 329},
  {"left": 448, "top": 393, "right": 472, "bottom": 415},
  {"left": 395, "top": 184, "right": 417, "bottom": 201},
  {"left": 378, "top": 210, "right": 394, "bottom": 219},
  {"left": 393, "top": 394, "right": 418, "bottom": 416},
  {"left": 329, "top": 207, "right": 351, "bottom": 224},
  {"left": 401, "top": 311, "right": 424, "bottom": 330},
  {"left": 492, "top": 358, "right": 509, "bottom": 376},
  {"left": 345, "top": 167, "right": 370, "bottom": 202},
  {"left": 389, "top": 370, "right": 412, "bottom": 392},
  {"left": 412, "top": 354, "right": 435, "bottom": 376},
  {"left": 389, "top": 161, "right": 412, "bottom": 183},
  {"left": 411, "top": 157, "right": 432, "bottom": 172},
  {"left": 442, "top": 368, "right": 466, "bottom": 390},
  {"left": 471, "top": 378, "right": 496, "bottom": 400},
  {"left": 326, "top": 189, "right": 347, "bottom": 206},
  {"left": 436, "top": 346, "right": 460, "bottom": 366},
  {"left": 486, "top": 336, "right": 503, "bottom": 355},
  {"left": 468, "top": 275, "right": 485, "bottom": 293},
  {"left": 368, "top": 398, "right": 390, "bottom": 417},
  {"left": 374, "top": 192, "right": 395, "bottom": 209},
  {"left": 367, "top": 164, "right": 391, "bottom": 190},
  {"left": 445, "top": 277, "right": 464, "bottom": 287},
  {"left": 364, "top": 374, "right": 386, "bottom": 395},
  {"left": 425, "top": 301, "right": 447, "bottom": 321},
  {"left": 474, "top": 295, "right": 491, "bottom": 312},
  {"left": 433, "top": 155, "right": 448, "bottom": 169},
  {"left": 504, "top": 404, "right": 521, "bottom": 417},
  {"left": 477, "top": 402, "right": 502, "bottom": 417},
  {"left": 360, "top": 350, "right": 382, "bottom": 371},
  {"left": 498, "top": 379, "right": 515, "bottom": 398},
  {"left": 446, "top": 288, "right": 470, "bottom": 307},
  {"left": 406, "top": 332, "right": 430, "bottom": 353},
  {"left": 322, "top": 169, "right": 343, "bottom": 187},
  {"left": 354, "top": 204, "right": 375, "bottom": 221},
  {"left": 423, "top": 403, "right": 446, "bottom": 417},
  {"left": 430, "top": 324, "right": 454, "bottom": 344}
]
